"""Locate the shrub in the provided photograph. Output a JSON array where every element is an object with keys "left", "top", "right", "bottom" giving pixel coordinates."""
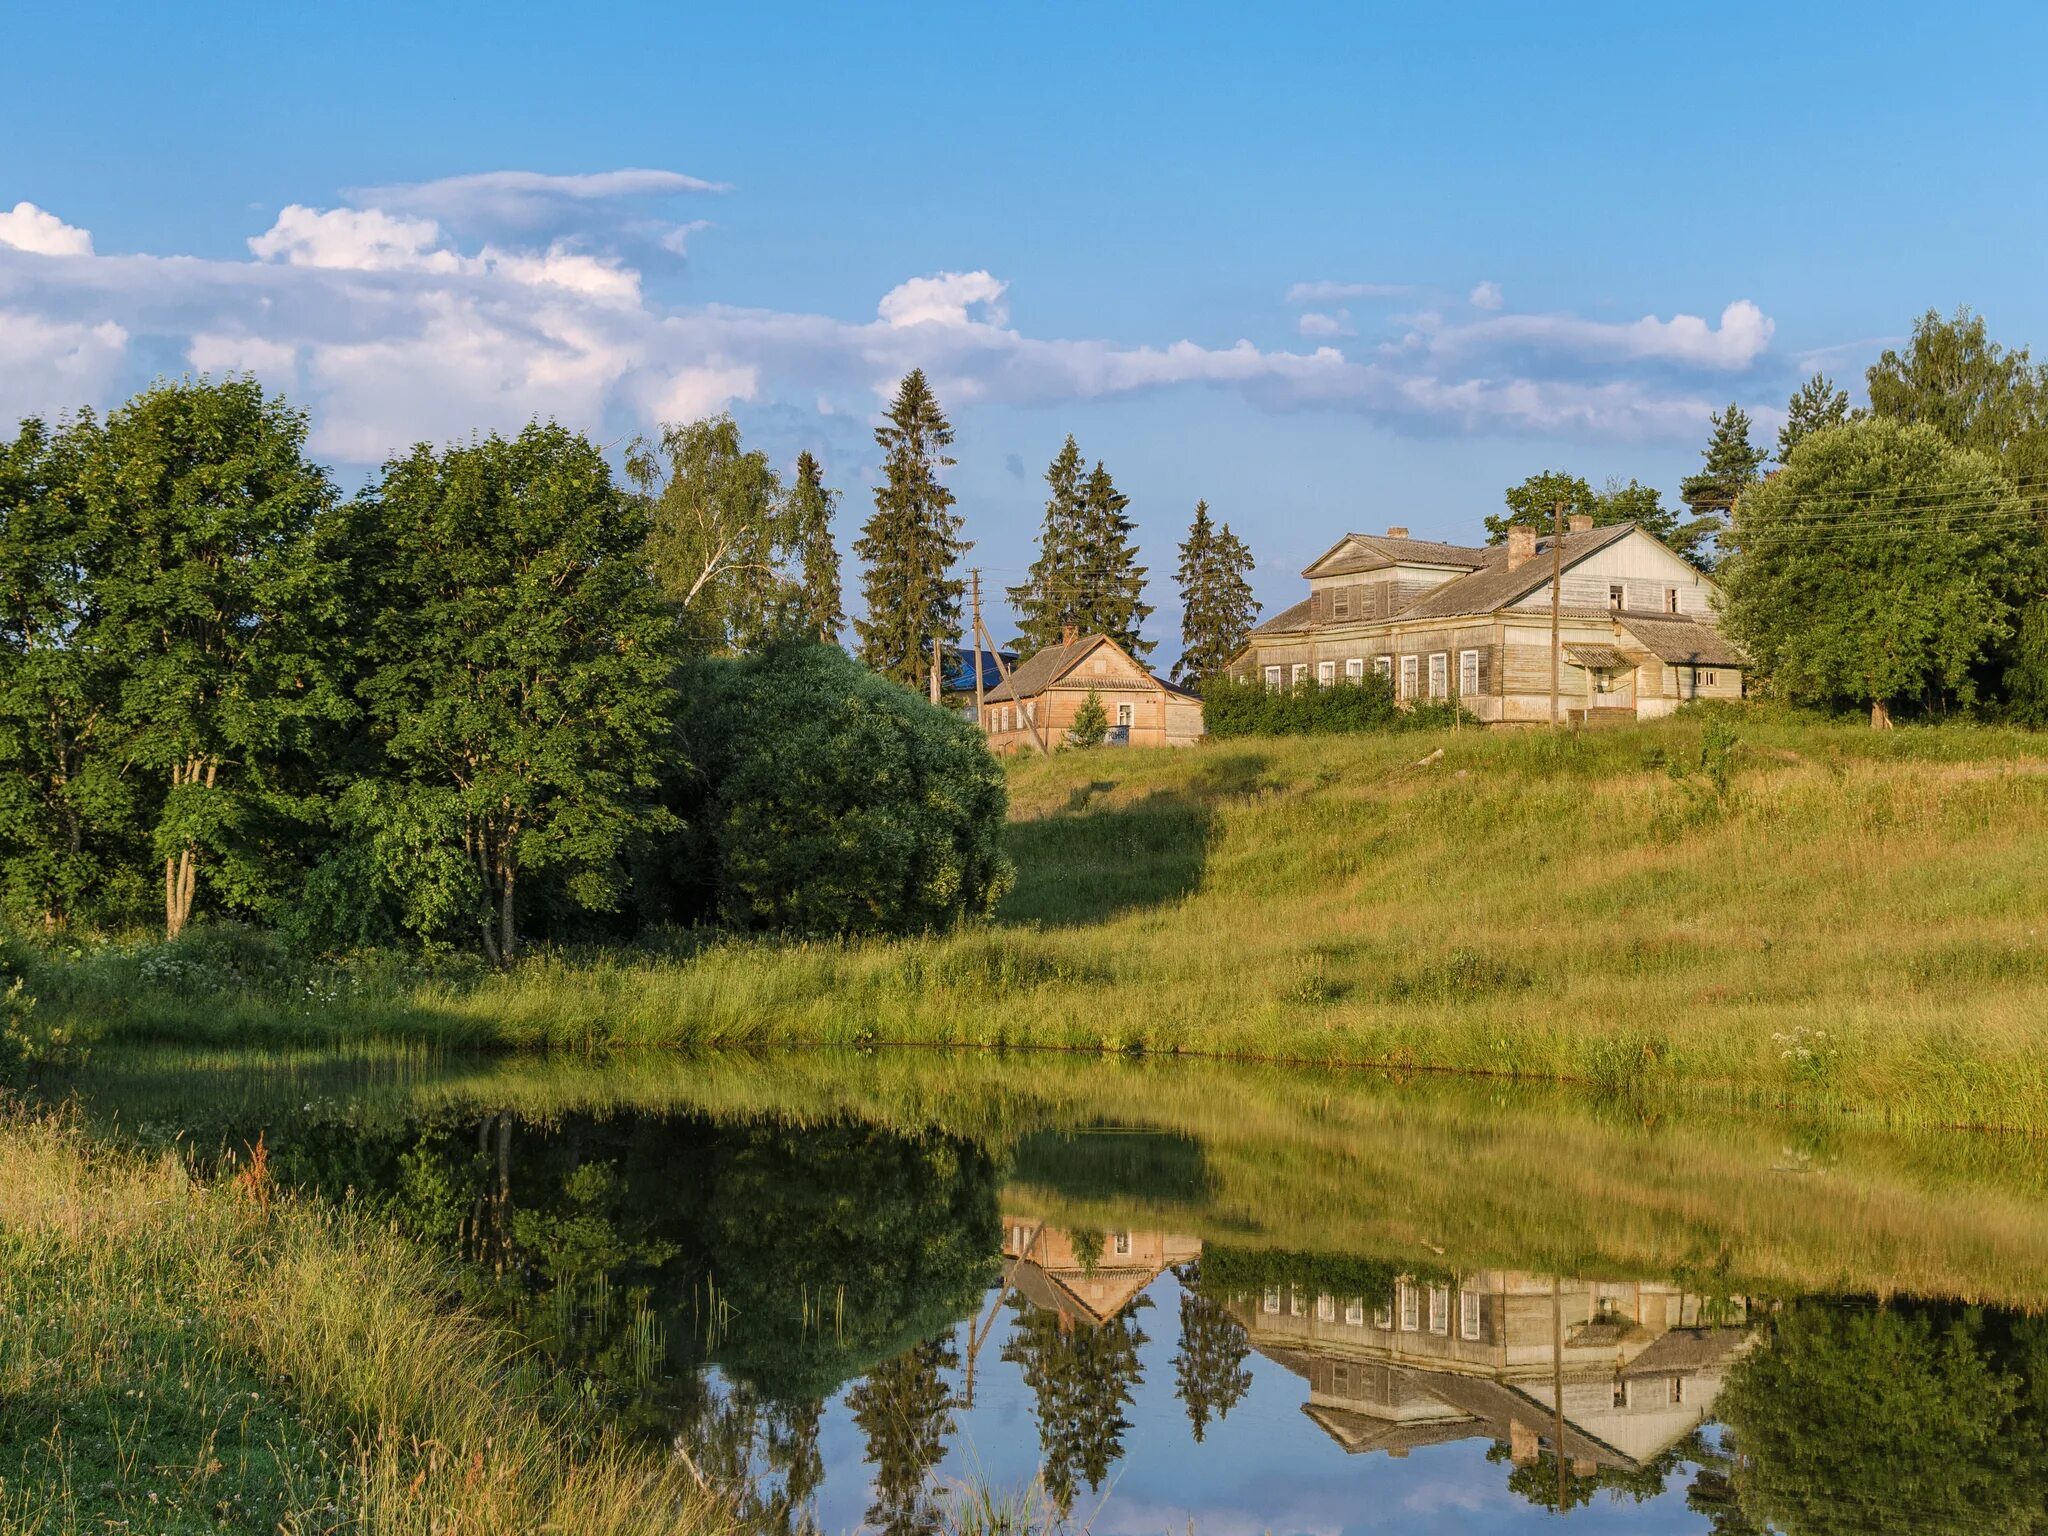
[
  {"left": 675, "top": 643, "right": 1014, "bottom": 937},
  {"left": 1202, "top": 673, "right": 1475, "bottom": 738},
  {"left": 1066, "top": 689, "right": 1108, "bottom": 748}
]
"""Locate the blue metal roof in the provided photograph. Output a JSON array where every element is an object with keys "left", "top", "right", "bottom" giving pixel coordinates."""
[{"left": 943, "top": 648, "right": 1019, "bottom": 693}]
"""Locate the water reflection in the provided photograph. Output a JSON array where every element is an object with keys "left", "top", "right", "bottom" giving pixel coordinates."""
[{"left": 69, "top": 1059, "right": 2048, "bottom": 1533}]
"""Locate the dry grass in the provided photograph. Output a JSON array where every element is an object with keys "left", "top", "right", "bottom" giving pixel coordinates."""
[{"left": 0, "top": 1103, "right": 735, "bottom": 1535}]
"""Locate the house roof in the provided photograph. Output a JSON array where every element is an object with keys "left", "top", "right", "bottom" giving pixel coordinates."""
[
  {"left": 1615, "top": 615, "right": 1747, "bottom": 668},
  {"left": 1305, "top": 532, "right": 1491, "bottom": 579},
  {"left": 942, "top": 647, "right": 1018, "bottom": 693},
  {"left": 1246, "top": 597, "right": 1314, "bottom": 639},
  {"left": 1564, "top": 644, "right": 1631, "bottom": 671},
  {"left": 1618, "top": 1327, "right": 1750, "bottom": 1377},
  {"left": 983, "top": 634, "right": 1187, "bottom": 704},
  {"left": 1391, "top": 522, "right": 1638, "bottom": 623}
]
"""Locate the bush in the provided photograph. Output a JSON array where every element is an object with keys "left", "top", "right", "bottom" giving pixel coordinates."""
[
  {"left": 1202, "top": 673, "right": 1474, "bottom": 738},
  {"left": 675, "top": 643, "right": 1014, "bottom": 937}
]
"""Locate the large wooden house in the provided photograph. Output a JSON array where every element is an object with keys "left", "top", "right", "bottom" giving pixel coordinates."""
[
  {"left": 1230, "top": 520, "right": 1744, "bottom": 724},
  {"left": 980, "top": 632, "right": 1205, "bottom": 752}
]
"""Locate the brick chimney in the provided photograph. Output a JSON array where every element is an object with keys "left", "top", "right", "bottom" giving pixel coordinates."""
[
  {"left": 1568, "top": 513, "right": 1594, "bottom": 534},
  {"left": 1506, "top": 524, "right": 1537, "bottom": 570},
  {"left": 1385, "top": 525, "right": 1409, "bottom": 539},
  {"left": 1061, "top": 624, "right": 1077, "bottom": 645}
]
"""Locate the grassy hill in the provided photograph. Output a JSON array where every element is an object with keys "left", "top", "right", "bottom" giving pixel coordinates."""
[{"left": 23, "top": 709, "right": 2048, "bottom": 1129}]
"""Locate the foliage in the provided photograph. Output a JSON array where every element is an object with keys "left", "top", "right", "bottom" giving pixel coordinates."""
[
  {"left": 1001, "top": 1297, "right": 1150, "bottom": 1513},
  {"left": 1193, "top": 1243, "right": 1434, "bottom": 1304},
  {"left": 676, "top": 643, "right": 1013, "bottom": 936},
  {"left": 1867, "top": 306, "right": 2048, "bottom": 487},
  {"left": 1201, "top": 671, "right": 1479, "bottom": 737},
  {"left": 1718, "top": 1298, "right": 2048, "bottom": 1533},
  {"left": 348, "top": 423, "right": 680, "bottom": 964},
  {"left": 1006, "top": 436, "right": 1089, "bottom": 654},
  {"left": 1171, "top": 1264, "right": 1251, "bottom": 1442},
  {"left": 1485, "top": 469, "right": 1599, "bottom": 543},
  {"left": 1720, "top": 417, "right": 2043, "bottom": 722},
  {"left": 1065, "top": 689, "right": 1109, "bottom": 748},
  {"left": 1173, "top": 501, "right": 1259, "bottom": 689},
  {"left": 634, "top": 414, "right": 792, "bottom": 654},
  {"left": 2004, "top": 601, "right": 2048, "bottom": 726},
  {"left": 784, "top": 449, "right": 844, "bottom": 645},
  {"left": 856, "top": 370, "right": 968, "bottom": 689},
  {"left": 846, "top": 1337, "right": 959, "bottom": 1536},
  {"left": 1779, "top": 372, "right": 1851, "bottom": 461},
  {"left": 1676, "top": 402, "right": 1766, "bottom": 565},
  {"left": 1072, "top": 459, "right": 1153, "bottom": 660},
  {"left": 1487, "top": 469, "right": 1716, "bottom": 566}
]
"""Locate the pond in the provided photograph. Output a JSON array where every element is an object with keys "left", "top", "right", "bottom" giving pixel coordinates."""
[{"left": 66, "top": 1047, "right": 2048, "bottom": 1534}]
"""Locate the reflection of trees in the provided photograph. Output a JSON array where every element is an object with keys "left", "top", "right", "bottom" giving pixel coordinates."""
[
  {"left": 1171, "top": 1263, "right": 1250, "bottom": 1442},
  {"left": 1491, "top": 1432, "right": 1702, "bottom": 1515},
  {"left": 687, "top": 1386, "right": 825, "bottom": 1536},
  {"left": 1002, "top": 1296, "right": 1150, "bottom": 1513},
  {"left": 846, "top": 1336, "right": 959, "bottom": 1536},
  {"left": 1718, "top": 1300, "right": 2048, "bottom": 1535}
]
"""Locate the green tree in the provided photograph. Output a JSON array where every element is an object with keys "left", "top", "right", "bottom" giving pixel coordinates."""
[
  {"left": 1489, "top": 470, "right": 1717, "bottom": 566},
  {"left": 353, "top": 423, "right": 678, "bottom": 965},
  {"left": 1779, "top": 372, "right": 1851, "bottom": 461},
  {"left": 634, "top": 415, "right": 790, "bottom": 654},
  {"left": 1171, "top": 1265, "right": 1251, "bottom": 1442},
  {"left": 855, "top": 370, "right": 967, "bottom": 689},
  {"left": 1720, "top": 418, "right": 2042, "bottom": 727},
  {"left": 1065, "top": 689, "right": 1108, "bottom": 748},
  {"left": 1867, "top": 306, "right": 2048, "bottom": 485},
  {"left": 846, "top": 1337, "right": 959, "bottom": 1536},
  {"left": 1006, "top": 436, "right": 1088, "bottom": 654},
  {"left": 1484, "top": 470, "right": 1597, "bottom": 544},
  {"left": 1677, "top": 403, "right": 1766, "bottom": 564},
  {"left": 783, "top": 451, "right": 844, "bottom": 645},
  {"left": 1173, "top": 501, "right": 1260, "bottom": 689},
  {"left": 1002, "top": 1298, "right": 1151, "bottom": 1514},
  {"left": 1070, "top": 460, "right": 1153, "bottom": 659},
  {"left": 77, "top": 378, "right": 350, "bottom": 938}
]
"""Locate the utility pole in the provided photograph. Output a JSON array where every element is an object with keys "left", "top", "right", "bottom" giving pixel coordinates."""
[
  {"left": 969, "top": 569, "right": 987, "bottom": 729},
  {"left": 973, "top": 567, "right": 1050, "bottom": 756},
  {"left": 1548, "top": 498, "right": 1566, "bottom": 726},
  {"left": 929, "top": 634, "right": 942, "bottom": 706},
  {"left": 1552, "top": 1275, "right": 1568, "bottom": 1510}
]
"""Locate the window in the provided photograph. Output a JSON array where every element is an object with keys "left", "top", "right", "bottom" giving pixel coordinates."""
[
  {"left": 1374, "top": 655, "right": 1393, "bottom": 679},
  {"left": 1459, "top": 649, "right": 1479, "bottom": 699},
  {"left": 1332, "top": 587, "right": 1350, "bottom": 620},
  {"left": 1317, "top": 660, "right": 1336, "bottom": 686},
  {"left": 1332, "top": 1363, "right": 1350, "bottom": 1392},
  {"left": 1345, "top": 1299, "right": 1365, "bottom": 1326},
  {"left": 1670, "top": 1376, "right": 1687, "bottom": 1406},
  {"left": 1613, "top": 1378, "right": 1631, "bottom": 1409},
  {"left": 1262, "top": 1286, "right": 1281, "bottom": 1315},
  {"left": 1399, "top": 655, "right": 1419, "bottom": 700},
  {"left": 1291, "top": 663, "right": 1308, "bottom": 687},
  {"left": 1428, "top": 1285, "right": 1450, "bottom": 1336},
  {"left": 1317, "top": 1294, "right": 1336, "bottom": 1322},
  {"left": 1112, "top": 1231, "right": 1131, "bottom": 1256},
  {"left": 1345, "top": 657, "right": 1365, "bottom": 680},
  {"left": 1263, "top": 665, "right": 1282, "bottom": 691},
  {"left": 1460, "top": 1289, "right": 1482, "bottom": 1341},
  {"left": 1288, "top": 1288, "right": 1304, "bottom": 1317},
  {"left": 1374, "top": 1298, "right": 1394, "bottom": 1330},
  {"left": 1700, "top": 669, "right": 1718, "bottom": 687},
  {"left": 1116, "top": 703, "right": 1133, "bottom": 727},
  {"left": 1665, "top": 587, "right": 1681, "bottom": 614},
  {"left": 1398, "top": 1282, "right": 1419, "bottom": 1332},
  {"left": 1011, "top": 1224, "right": 1029, "bottom": 1250},
  {"left": 1427, "top": 653, "right": 1448, "bottom": 701},
  {"left": 1608, "top": 583, "right": 1625, "bottom": 611}
]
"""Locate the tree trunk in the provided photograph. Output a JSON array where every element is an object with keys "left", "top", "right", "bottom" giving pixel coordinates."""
[
  {"left": 498, "top": 860, "right": 517, "bottom": 968},
  {"left": 1871, "top": 698, "right": 1894, "bottom": 730}
]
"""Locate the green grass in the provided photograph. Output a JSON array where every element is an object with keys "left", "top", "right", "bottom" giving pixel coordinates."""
[
  {"left": 0, "top": 1102, "right": 734, "bottom": 1535},
  {"left": 19, "top": 708, "right": 2048, "bottom": 1130}
]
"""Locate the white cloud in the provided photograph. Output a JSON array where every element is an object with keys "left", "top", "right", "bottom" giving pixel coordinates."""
[
  {"left": 353, "top": 168, "right": 728, "bottom": 229},
  {"left": 0, "top": 202, "right": 94, "bottom": 257},
  {"left": 250, "top": 205, "right": 459, "bottom": 272},
  {"left": 188, "top": 332, "right": 299, "bottom": 382},
  {"left": 877, "top": 270, "right": 1009, "bottom": 328},
  {"left": 636, "top": 361, "right": 760, "bottom": 424},
  {"left": 1297, "top": 308, "right": 1355, "bottom": 338},
  {"left": 0, "top": 310, "right": 125, "bottom": 426},
  {"left": 1469, "top": 279, "right": 1503, "bottom": 310},
  {"left": 1286, "top": 279, "right": 1410, "bottom": 304},
  {"left": 1417, "top": 298, "right": 1774, "bottom": 370}
]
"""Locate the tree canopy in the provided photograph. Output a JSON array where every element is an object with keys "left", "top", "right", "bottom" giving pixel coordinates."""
[
  {"left": 635, "top": 414, "right": 791, "bottom": 654},
  {"left": 855, "top": 370, "right": 967, "bottom": 689},
  {"left": 1173, "top": 501, "right": 1259, "bottom": 689},
  {"left": 1779, "top": 372, "right": 1852, "bottom": 461},
  {"left": 783, "top": 450, "right": 844, "bottom": 645},
  {"left": 1867, "top": 306, "right": 2048, "bottom": 488}
]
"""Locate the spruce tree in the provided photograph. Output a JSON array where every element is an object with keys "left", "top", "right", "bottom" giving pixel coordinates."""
[
  {"left": 785, "top": 450, "right": 844, "bottom": 644},
  {"left": 854, "top": 370, "right": 967, "bottom": 688},
  {"left": 1066, "top": 688, "right": 1108, "bottom": 747},
  {"left": 1778, "top": 372, "right": 1851, "bottom": 462},
  {"left": 1173, "top": 503, "right": 1258, "bottom": 688},
  {"left": 1005, "top": 435, "right": 1087, "bottom": 652},
  {"left": 1675, "top": 403, "right": 1766, "bottom": 571},
  {"left": 1069, "top": 459, "right": 1153, "bottom": 659}
]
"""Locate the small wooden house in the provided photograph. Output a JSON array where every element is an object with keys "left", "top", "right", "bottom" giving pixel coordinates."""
[{"left": 981, "top": 632, "right": 1205, "bottom": 752}]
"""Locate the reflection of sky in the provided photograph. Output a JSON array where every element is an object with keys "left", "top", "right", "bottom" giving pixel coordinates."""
[{"left": 758, "top": 1273, "right": 1710, "bottom": 1535}]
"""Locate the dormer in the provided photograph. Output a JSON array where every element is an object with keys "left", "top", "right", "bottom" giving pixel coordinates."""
[{"left": 1301, "top": 528, "right": 1490, "bottom": 626}]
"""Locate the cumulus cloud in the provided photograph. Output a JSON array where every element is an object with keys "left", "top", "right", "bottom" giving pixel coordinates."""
[
  {"left": 352, "top": 168, "right": 728, "bottom": 227},
  {"left": 1469, "top": 279, "right": 1503, "bottom": 310},
  {"left": 1285, "top": 280, "right": 1410, "bottom": 304},
  {"left": 0, "top": 202, "right": 94, "bottom": 257},
  {"left": 0, "top": 180, "right": 1780, "bottom": 458}
]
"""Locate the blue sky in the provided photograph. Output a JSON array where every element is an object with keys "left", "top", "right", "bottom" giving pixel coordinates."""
[{"left": 8, "top": 1, "right": 2048, "bottom": 646}]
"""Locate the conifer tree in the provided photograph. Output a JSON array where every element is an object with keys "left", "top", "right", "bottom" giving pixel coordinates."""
[
  {"left": 1006, "top": 435, "right": 1087, "bottom": 652},
  {"left": 1069, "top": 459, "right": 1153, "bottom": 659},
  {"left": 1778, "top": 373, "right": 1851, "bottom": 462},
  {"left": 785, "top": 450, "right": 844, "bottom": 644},
  {"left": 1066, "top": 688, "right": 1108, "bottom": 748},
  {"left": 1173, "top": 502, "right": 1259, "bottom": 688},
  {"left": 854, "top": 370, "right": 967, "bottom": 688},
  {"left": 1678, "top": 403, "right": 1766, "bottom": 565}
]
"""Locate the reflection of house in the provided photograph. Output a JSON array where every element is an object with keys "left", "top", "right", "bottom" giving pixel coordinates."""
[
  {"left": 1229, "top": 1271, "right": 1749, "bottom": 1473},
  {"left": 1229, "top": 522, "right": 1746, "bottom": 723},
  {"left": 1001, "top": 1217, "right": 1201, "bottom": 1327},
  {"left": 981, "top": 634, "right": 1204, "bottom": 752}
]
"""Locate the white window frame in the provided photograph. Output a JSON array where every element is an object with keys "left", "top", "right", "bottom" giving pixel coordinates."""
[
  {"left": 1317, "top": 660, "right": 1336, "bottom": 686},
  {"left": 1609, "top": 583, "right": 1625, "bottom": 611},
  {"left": 1398, "top": 1282, "right": 1419, "bottom": 1332},
  {"left": 1316, "top": 1294, "right": 1336, "bottom": 1322},
  {"left": 1374, "top": 655, "right": 1393, "bottom": 680},
  {"left": 1113, "top": 1230, "right": 1131, "bottom": 1255},
  {"left": 1374, "top": 1297, "right": 1394, "bottom": 1330},
  {"left": 1345, "top": 1299, "right": 1365, "bottom": 1326},
  {"left": 1288, "top": 1288, "right": 1304, "bottom": 1317},
  {"left": 1427, "top": 653, "right": 1448, "bottom": 701},
  {"left": 1345, "top": 657, "right": 1365, "bottom": 680},
  {"left": 1290, "top": 663, "right": 1309, "bottom": 687},
  {"left": 1115, "top": 703, "right": 1133, "bottom": 727},
  {"left": 1428, "top": 1285, "right": 1450, "bottom": 1336},
  {"left": 1458, "top": 649, "right": 1479, "bottom": 699},
  {"left": 1460, "top": 1289, "right": 1482, "bottom": 1341},
  {"left": 1399, "top": 655, "right": 1419, "bottom": 700},
  {"left": 1262, "top": 1286, "right": 1281, "bottom": 1315},
  {"left": 1665, "top": 586, "right": 1681, "bottom": 614},
  {"left": 1263, "top": 665, "right": 1282, "bottom": 691},
  {"left": 1700, "top": 669, "right": 1717, "bottom": 687}
]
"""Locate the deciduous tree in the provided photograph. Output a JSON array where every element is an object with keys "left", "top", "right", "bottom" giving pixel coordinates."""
[
  {"left": 635, "top": 415, "right": 790, "bottom": 654},
  {"left": 1867, "top": 306, "right": 2048, "bottom": 484},
  {"left": 855, "top": 371, "right": 967, "bottom": 689}
]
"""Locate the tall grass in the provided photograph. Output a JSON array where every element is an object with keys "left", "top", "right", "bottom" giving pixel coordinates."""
[
  {"left": 0, "top": 1103, "right": 734, "bottom": 1535},
  {"left": 19, "top": 711, "right": 2048, "bottom": 1130}
]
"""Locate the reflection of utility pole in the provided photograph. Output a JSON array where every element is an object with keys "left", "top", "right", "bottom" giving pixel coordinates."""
[
  {"left": 1552, "top": 1275, "right": 1567, "bottom": 1510},
  {"left": 960, "top": 1220, "right": 1044, "bottom": 1408},
  {"left": 1549, "top": 499, "right": 1566, "bottom": 726}
]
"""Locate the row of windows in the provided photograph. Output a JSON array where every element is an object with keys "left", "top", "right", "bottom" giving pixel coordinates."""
[
  {"left": 1609, "top": 583, "right": 1686, "bottom": 615},
  {"left": 1264, "top": 650, "right": 1481, "bottom": 701},
  {"left": 1261, "top": 1283, "right": 1485, "bottom": 1341},
  {"left": 990, "top": 701, "right": 1139, "bottom": 732}
]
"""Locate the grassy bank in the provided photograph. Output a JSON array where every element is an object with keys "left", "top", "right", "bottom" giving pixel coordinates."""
[
  {"left": 19, "top": 709, "right": 2048, "bottom": 1130},
  {"left": 0, "top": 1103, "right": 729, "bottom": 1535}
]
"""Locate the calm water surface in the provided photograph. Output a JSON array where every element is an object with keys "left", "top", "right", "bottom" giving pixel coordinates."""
[{"left": 71, "top": 1049, "right": 2048, "bottom": 1534}]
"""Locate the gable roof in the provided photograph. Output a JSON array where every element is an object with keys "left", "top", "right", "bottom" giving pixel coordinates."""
[
  {"left": 1390, "top": 522, "right": 1637, "bottom": 623},
  {"left": 1304, "top": 532, "right": 1490, "bottom": 579},
  {"left": 983, "top": 634, "right": 1189, "bottom": 704},
  {"left": 1245, "top": 596, "right": 1314, "bottom": 639},
  {"left": 1616, "top": 615, "right": 1746, "bottom": 668}
]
